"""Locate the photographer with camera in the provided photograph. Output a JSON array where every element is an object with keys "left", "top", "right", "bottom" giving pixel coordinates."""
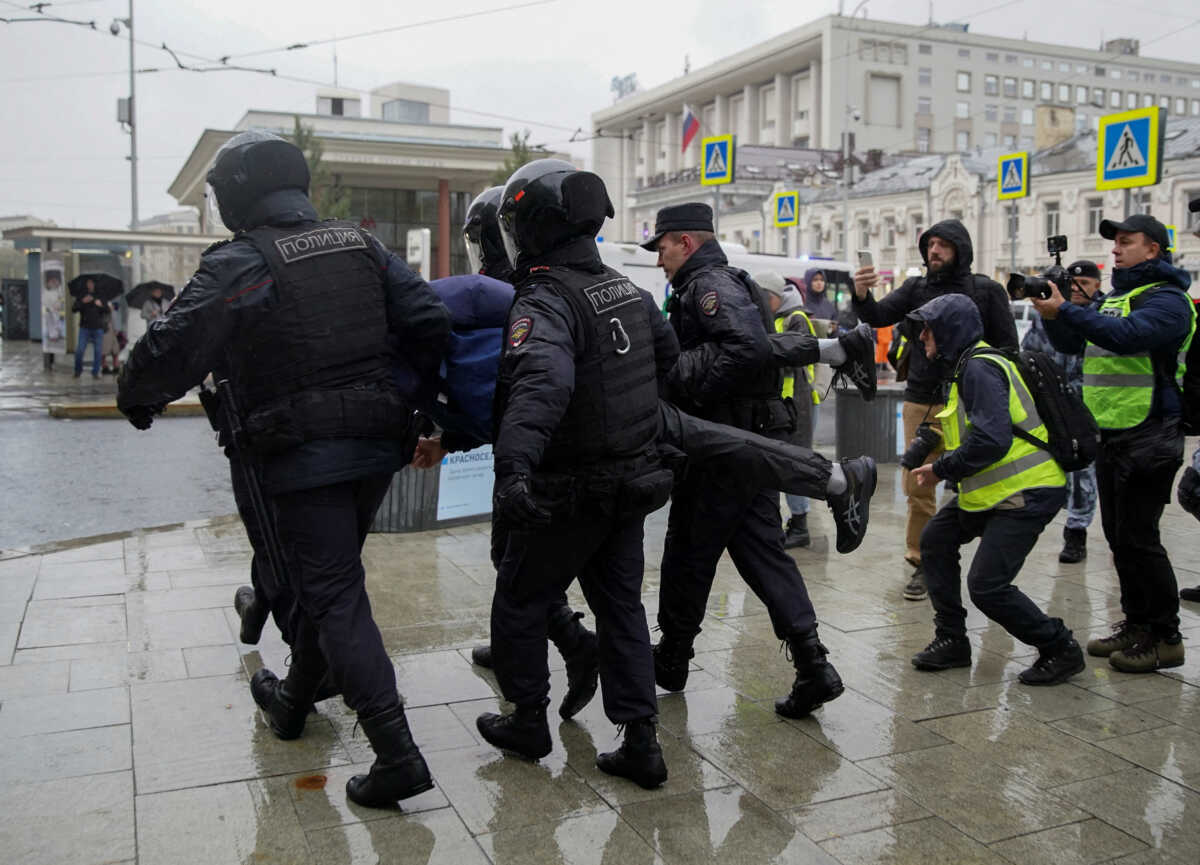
[
  {"left": 905, "top": 294, "right": 1083, "bottom": 685},
  {"left": 853, "top": 219, "right": 1017, "bottom": 601},
  {"left": 1032, "top": 214, "right": 1195, "bottom": 672},
  {"left": 1020, "top": 258, "right": 1105, "bottom": 564}
]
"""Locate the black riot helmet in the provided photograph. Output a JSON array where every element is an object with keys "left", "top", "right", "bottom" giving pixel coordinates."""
[
  {"left": 496, "top": 158, "right": 613, "bottom": 266},
  {"left": 462, "top": 186, "right": 506, "bottom": 276},
  {"left": 205, "top": 131, "right": 310, "bottom": 232}
]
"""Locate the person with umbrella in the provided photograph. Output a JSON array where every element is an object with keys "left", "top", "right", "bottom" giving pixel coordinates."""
[
  {"left": 71, "top": 277, "right": 110, "bottom": 379},
  {"left": 128, "top": 281, "right": 175, "bottom": 325}
]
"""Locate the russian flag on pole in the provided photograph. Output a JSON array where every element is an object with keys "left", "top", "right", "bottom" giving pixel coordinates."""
[{"left": 681, "top": 105, "right": 700, "bottom": 153}]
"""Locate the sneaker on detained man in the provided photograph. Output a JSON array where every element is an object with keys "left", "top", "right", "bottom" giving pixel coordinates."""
[
  {"left": 826, "top": 456, "right": 876, "bottom": 554},
  {"left": 833, "top": 323, "right": 878, "bottom": 402}
]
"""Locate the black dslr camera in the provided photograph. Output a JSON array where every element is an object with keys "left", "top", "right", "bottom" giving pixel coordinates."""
[
  {"left": 900, "top": 422, "right": 943, "bottom": 470},
  {"left": 1006, "top": 235, "right": 1070, "bottom": 301}
]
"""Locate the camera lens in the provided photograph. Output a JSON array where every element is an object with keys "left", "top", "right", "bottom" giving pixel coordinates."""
[{"left": 900, "top": 423, "right": 942, "bottom": 470}]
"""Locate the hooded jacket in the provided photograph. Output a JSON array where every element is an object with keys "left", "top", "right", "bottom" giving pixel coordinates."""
[
  {"left": 852, "top": 219, "right": 1017, "bottom": 404},
  {"left": 916, "top": 294, "right": 1063, "bottom": 514},
  {"left": 801, "top": 268, "right": 837, "bottom": 322}
]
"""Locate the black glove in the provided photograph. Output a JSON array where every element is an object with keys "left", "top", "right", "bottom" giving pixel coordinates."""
[
  {"left": 1178, "top": 467, "right": 1200, "bottom": 521},
  {"left": 122, "top": 404, "right": 161, "bottom": 431},
  {"left": 493, "top": 473, "right": 552, "bottom": 529}
]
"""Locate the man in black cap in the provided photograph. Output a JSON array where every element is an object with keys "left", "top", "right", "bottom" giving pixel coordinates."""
[
  {"left": 644, "top": 202, "right": 877, "bottom": 721},
  {"left": 1178, "top": 195, "right": 1200, "bottom": 603},
  {"left": 1033, "top": 213, "right": 1196, "bottom": 673},
  {"left": 1021, "top": 259, "right": 1104, "bottom": 564}
]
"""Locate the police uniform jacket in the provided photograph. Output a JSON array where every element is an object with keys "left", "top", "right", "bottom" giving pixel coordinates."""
[{"left": 117, "top": 191, "right": 451, "bottom": 494}]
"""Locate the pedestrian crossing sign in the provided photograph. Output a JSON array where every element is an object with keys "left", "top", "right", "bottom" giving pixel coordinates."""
[
  {"left": 997, "top": 152, "right": 1028, "bottom": 200},
  {"left": 1166, "top": 224, "right": 1177, "bottom": 253},
  {"left": 700, "top": 134, "right": 735, "bottom": 186},
  {"left": 1096, "top": 106, "right": 1165, "bottom": 191},
  {"left": 774, "top": 191, "right": 799, "bottom": 227}
]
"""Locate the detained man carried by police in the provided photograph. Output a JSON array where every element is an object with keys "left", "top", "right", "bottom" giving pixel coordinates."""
[{"left": 906, "top": 294, "right": 1085, "bottom": 686}]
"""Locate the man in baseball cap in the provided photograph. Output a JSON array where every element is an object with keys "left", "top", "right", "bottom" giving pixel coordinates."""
[{"left": 1097, "top": 213, "right": 1172, "bottom": 255}]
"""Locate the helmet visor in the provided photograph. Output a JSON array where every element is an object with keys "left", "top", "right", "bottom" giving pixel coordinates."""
[
  {"left": 203, "top": 182, "right": 231, "bottom": 235},
  {"left": 464, "top": 228, "right": 484, "bottom": 274},
  {"left": 498, "top": 211, "right": 521, "bottom": 269}
]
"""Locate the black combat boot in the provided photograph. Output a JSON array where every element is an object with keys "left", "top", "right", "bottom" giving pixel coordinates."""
[
  {"left": 911, "top": 635, "right": 972, "bottom": 671},
  {"left": 652, "top": 635, "right": 694, "bottom": 692},
  {"left": 470, "top": 645, "right": 493, "bottom": 668},
  {"left": 548, "top": 608, "right": 599, "bottom": 720},
  {"left": 251, "top": 667, "right": 318, "bottom": 740},
  {"left": 1058, "top": 527, "right": 1087, "bottom": 564},
  {"left": 775, "top": 631, "right": 844, "bottom": 718},
  {"left": 476, "top": 700, "right": 553, "bottom": 760},
  {"left": 345, "top": 705, "right": 434, "bottom": 807},
  {"left": 783, "top": 514, "right": 811, "bottom": 549},
  {"left": 234, "top": 585, "right": 270, "bottom": 645},
  {"left": 596, "top": 717, "right": 668, "bottom": 789}
]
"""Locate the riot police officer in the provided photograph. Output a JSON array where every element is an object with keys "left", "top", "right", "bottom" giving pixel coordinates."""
[
  {"left": 477, "top": 159, "right": 675, "bottom": 789},
  {"left": 116, "top": 131, "right": 450, "bottom": 808}
]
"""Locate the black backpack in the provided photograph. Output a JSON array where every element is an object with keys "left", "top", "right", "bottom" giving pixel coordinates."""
[{"left": 963, "top": 347, "right": 1100, "bottom": 472}]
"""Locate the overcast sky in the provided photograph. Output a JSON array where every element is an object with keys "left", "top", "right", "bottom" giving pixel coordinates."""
[{"left": 1, "top": 0, "right": 1197, "bottom": 228}]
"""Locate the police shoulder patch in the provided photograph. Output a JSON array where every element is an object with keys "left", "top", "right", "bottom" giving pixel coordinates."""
[
  {"left": 699, "top": 290, "right": 720, "bottom": 317},
  {"left": 509, "top": 316, "right": 533, "bottom": 348}
]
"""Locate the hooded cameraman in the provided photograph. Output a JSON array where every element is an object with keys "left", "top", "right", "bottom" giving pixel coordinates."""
[
  {"left": 906, "top": 294, "right": 1082, "bottom": 685},
  {"left": 853, "top": 219, "right": 1017, "bottom": 601},
  {"left": 1032, "top": 213, "right": 1195, "bottom": 672}
]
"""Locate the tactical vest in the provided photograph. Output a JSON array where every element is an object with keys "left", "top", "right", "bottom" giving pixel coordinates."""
[
  {"left": 938, "top": 340, "right": 1066, "bottom": 512},
  {"left": 671, "top": 265, "right": 790, "bottom": 432},
  {"left": 496, "top": 265, "right": 660, "bottom": 472},
  {"left": 774, "top": 308, "right": 821, "bottom": 405},
  {"left": 1082, "top": 282, "right": 1196, "bottom": 431},
  {"left": 230, "top": 220, "right": 408, "bottom": 453}
]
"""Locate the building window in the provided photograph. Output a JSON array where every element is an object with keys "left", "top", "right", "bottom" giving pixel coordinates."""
[
  {"left": 1192, "top": 99, "right": 1200, "bottom": 116},
  {"left": 1186, "top": 194, "right": 1200, "bottom": 230},
  {"left": 957, "top": 71, "right": 971, "bottom": 92},
  {"left": 1092, "top": 88, "right": 1106, "bottom": 107},
  {"left": 955, "top": 101, "right": 970, "bottom": 119},
  {"left": 1003, "top": 133, "right": 1016, "bottom": 148},
  {"left": 958, "top": 48, "right": 971, "bottom": 59},
  {"left": 1075, "top": 113, "right": 1088, "bottom": 133},
  {"left": 1022, "top": 57, "right": 1034, "bottom": 68},
  {"left": 1044, "top": 201, "right": 1060, "bottom": 237},
  {"left": 917, "top": 127, "right": 931, "bottom": 153},
  {"left": 1076, "top": 64, "right": 1089, "bottom": 74},
  {"left": 1021, "top": 135, "right": 1034, "bottom": 148},
  {"left": 1021, "top": 108, "right": 1034, "bottom": 125},
  {"left": 1058, "top": 83, "right": 1070, "bottom": 102},
  {"left": 1109, "top": 68, "right": 1122, "bottom": 79},
  {"left": 1040, "top": 81, "right": 1052, "bottom": 101},
  {"left": 381, "top": 98, "right": 428, "bottom": 123},
  {"left": 1110, "top": 90, "right": 1122, "bottom": 108},
  {"left": 1160, "top": 95, "right": 1170, "bottom": 111},
  {"left": 1128, "top": 70, "right": 1139, "bottom": 81},
  {"left": 919, "top": 43, "right": 932, "bottom": 54},
  {"left": 760, "top": 85, "right": 777, "bottom": 138},
  {"left": 1003, "top": 105, "right": 1017, "bottom": 122},
  {"left": 1059, "top": 62, "right": 1070, "bottom": 73},
  {"left": 1076, "top": 85, "right": 1088, "bottom": 104},
  {"left": 1160, "top": 73, "right": 1171, "bottom": 84},
  {"left": 919, "top": 67, "right": 932, "bottom": 87},
  {"left": 1041, "top": 59, "right": 1052, "bottom": 71},
  {"left": 1005, "top": 54, "right": 1018, "bottom": 64},
  {"left": 1022, "top": 79, "right": 1035, "bottom": 99},
  {"left": 1136, "top": 191, "right": 1152, "bottom": 215},
  {"left": 1143, "top": 93, "right": 1154, "bottom": 108},
  {"left": 1127, "top": 92, "right": 1138, "bottom": 109},
  {"left": 912, "top": 213, "right": 924, "bottom": 238},
  {"left": 985, "top": 104, "right": 998, "bottom": 122},
  {"left": 1005, "top": 206, "right": 1020, "bottom": 237},
  {"left": 956, "top": 130, "right": 970, "bottom": 151},
  {"left": 1004, "top": 77, "right": 1018, "bottom": 98},
  {"left": 319, "top": 96, "right": 362, "bottom": 117},
  {"left": 858, "top": 220, "right": 870, "bottom": 249},
  {"left": 985, "top": 74, "right": 999, "bottom": 96},
  {"left": 985, "top": 132, "right": 998, "bottom": 147},
  {"left": 884, "top": 217, "right": 897, "bottom": 248},
  {"left": 1176, "top": 97, "right": 1187, "bottom": 115},
  {"left": 811, "top": 223, "right": 821, "bottom": 254},
  {"left": 834, "top": 222, "right": 845, "bottom": 255},
  {"left": 1087, "top": 198, "right": 1104, "bottom": 235},
  {"left": 987, "top": 52, "right": 999, "bottom": 63},
  {"left": 1094, "top": 65, "right": 1106, "bottom": 78},
  {"left": 918, "top": 96, "right": 932, "bottom": 114}
]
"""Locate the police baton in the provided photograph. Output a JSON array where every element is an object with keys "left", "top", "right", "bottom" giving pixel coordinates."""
[{"left": 211, "top": 379, "right": 289, "bottom": 592}]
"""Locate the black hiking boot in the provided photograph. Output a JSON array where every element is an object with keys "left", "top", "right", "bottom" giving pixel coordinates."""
[
  {"left": 911, "top": 635, "right": 972, "bottom": 671},
  {"left": 652, "top": 635, "right": 694, "bottom": 692},
  {"left": 476, "top": 700, "right": 553, "bottom": 760},
  {"left": 1059, "top": 527, "right": 1087, "bottom": 564},
  {"left": 834, "top": 323, "right": 878, "bottom": 401},
  {"left": 827, "top": 456, "right": 876, "bottom": 554},
  {"left": 783, "top": 514, "right": 811, "bottom": 549},
  {"left": 345, "top": 705, "right": 435, "bottom": 807},
  {"left": 251, "top": 667, "right": 315, "bottom": 740},
  {"left": 775, "top": 631, "right": 844, "bottom": 718},
  {"left": 549, "top": 609, "right": 599, "bottom": 720},
  {"left": 234, "top": 585, "right": 270, "bottom": 645},
  {"left": 596, "top": 717, "right": 668, "bottom": 789},
  {"left": 470, "top": 645, "right": 493, "bottom": 668},
  {"left": 1019, "top": 637, "right": 1086, "bottom": 686}
]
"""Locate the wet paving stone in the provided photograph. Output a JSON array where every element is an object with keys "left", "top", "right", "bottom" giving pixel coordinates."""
[
  {"left": 306, "top": 808, "right": 488, "bottom": 865},
  {"left": 0, "top": 686, "right": 129, "bottom": 737},
  {"left": 820, "top": 815, "right": 1011, "bottom": 865},
  {"left": 0, "top": 770, "right": 135, "bottom": 865},
  {"left": 479, "top": 810, "right": 661, "bottom": 865},
  {"left": 785, "top": 788, "right": 932, "bottom": 843},
  {"left": 987, "top": 817, "right": 1147, "bottom": 865}
]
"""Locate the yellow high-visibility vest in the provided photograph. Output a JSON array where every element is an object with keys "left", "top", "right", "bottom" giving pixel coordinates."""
[{"left": 774, "top": 309, "right": 821, "bottom": 405}]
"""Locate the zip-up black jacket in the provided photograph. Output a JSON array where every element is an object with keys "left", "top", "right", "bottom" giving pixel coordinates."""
[
  {"left": 73, "top": 295, "right": 110, "bottom": 330},
  {"left": 852, "top": 218, "right": 1017, "bottom": 404}
]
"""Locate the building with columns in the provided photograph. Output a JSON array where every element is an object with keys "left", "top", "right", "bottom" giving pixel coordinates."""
[
  {"left": 169, "top": 82, "right": 535, "bottom": 278},
  {"left": 591, "top": 13, "right": 1200, "bottom": 245}
]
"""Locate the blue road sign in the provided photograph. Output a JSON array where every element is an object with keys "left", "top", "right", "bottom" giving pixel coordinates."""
[
  {"left": 1097, "top": 107, "right": 1164, "bottom": 190},
  {"left": 997, "top": 152, "right": 1028, "bottom": 200},
  {"left": 701, "top": 135, "right": 735, "bottom": 186},
  {"left": 774, "top": 191, "right": 799, "bottom": 227}
]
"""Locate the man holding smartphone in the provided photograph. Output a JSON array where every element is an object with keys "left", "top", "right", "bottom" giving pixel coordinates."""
[{"left": 852, "top": 219, "right": 1016, "bottom": 601}]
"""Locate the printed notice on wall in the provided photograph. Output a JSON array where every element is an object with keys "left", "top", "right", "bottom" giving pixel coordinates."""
[{"left": 436, "top": 445, "right": 494, "bottom": 521}]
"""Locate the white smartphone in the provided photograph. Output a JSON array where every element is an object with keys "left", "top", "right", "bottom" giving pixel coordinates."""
[{"left": 857, "top": 250, "right": 873, "bottom": 268}]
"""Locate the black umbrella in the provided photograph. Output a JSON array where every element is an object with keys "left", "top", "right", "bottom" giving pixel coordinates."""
[
  {"left": 126, "top": 280, "right": 176, "bottom": 309},
  {"left": 68, "top": 272, "right": 123, "bottom": 301}
]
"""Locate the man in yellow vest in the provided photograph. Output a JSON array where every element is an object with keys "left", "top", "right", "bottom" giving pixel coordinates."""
[
  {"left": 1033, "top": 213, "right": 1195, "bottom": 673},
  {"left": 906, "top": 294, "right": 1084, "bottom": 685},
  {"left": 755, "top": 270, "right": 821, "bottom": 548}
]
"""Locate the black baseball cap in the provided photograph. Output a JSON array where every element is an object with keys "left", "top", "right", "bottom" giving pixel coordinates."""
[
  {"left": 640, "top": 202, "right": 714, "bottom": 251},
  {"left": 1067, "top": 260, "right": 1102, "bottom": 281},
  {"left": 1098, "top": 213, "right": 1170, "bottom": 252}
]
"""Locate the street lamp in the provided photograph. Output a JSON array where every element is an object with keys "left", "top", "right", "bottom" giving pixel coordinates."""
[{"left": 111, "top": 1, "right": 138, "bottom": 287}]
